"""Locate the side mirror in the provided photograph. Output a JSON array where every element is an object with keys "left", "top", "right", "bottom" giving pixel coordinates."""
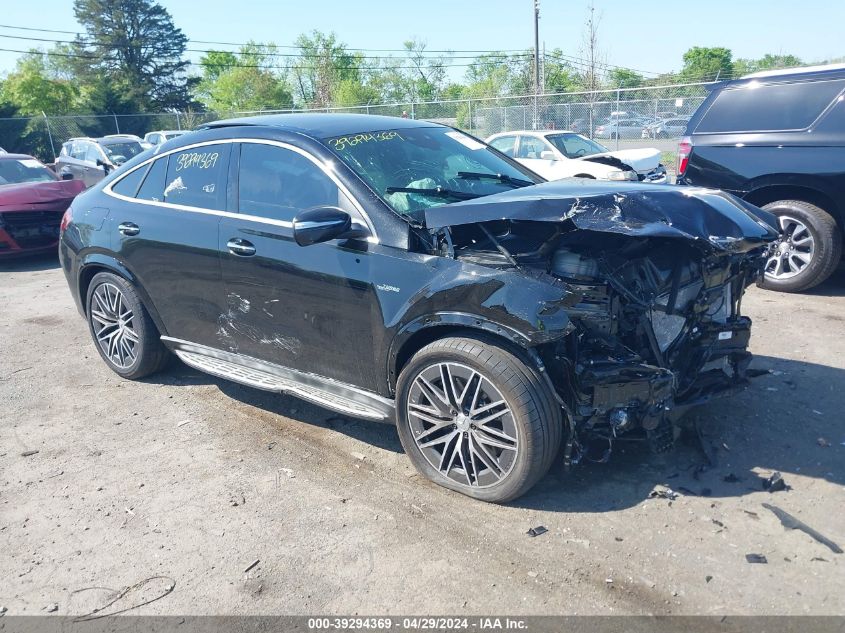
[
  {"left": 292, "top": 206, "right": 368, "bottom": 247},
  {"left": 61, "top": 172, "right": 74, "bottom": 181},
  {"left": 539, "top": 150, "right": 556, "bottom": 160}
]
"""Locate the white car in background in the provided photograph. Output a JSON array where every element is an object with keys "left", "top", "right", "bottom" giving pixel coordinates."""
[
  {"left": 486, "top": 130, "right": 666, "bottom": 183},
  {"left": 143, "top": 130, "right": 188, "bottom": 146}
]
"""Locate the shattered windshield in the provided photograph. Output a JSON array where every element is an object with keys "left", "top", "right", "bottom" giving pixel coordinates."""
[
  {"left": 0, "top": 158, "right": 57, "bottom": 185},
  {"left": 545, "top": 133, "right": 609, "bottom": 159},
  {"left": 323, "top": 127, "right": 541, "bottom": 224}
]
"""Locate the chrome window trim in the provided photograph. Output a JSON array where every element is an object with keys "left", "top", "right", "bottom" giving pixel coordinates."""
[{"left": 104, "top": 137, "right": 379, "bottom": 242}]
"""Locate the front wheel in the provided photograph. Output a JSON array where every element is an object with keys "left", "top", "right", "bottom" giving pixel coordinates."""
[
  {"left": 395, "top": 336, "right": 562, "bottom": 503},
  {"left": 759, "top": 200, "right": 842, "bottom": 292},
  {"left": 86, "top": 272, "right": 169, "bottom": 379}
]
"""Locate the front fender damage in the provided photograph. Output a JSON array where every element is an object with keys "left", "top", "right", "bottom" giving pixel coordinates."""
[{"left": 423, "top": 180, "right": 779, "bottom": 466}]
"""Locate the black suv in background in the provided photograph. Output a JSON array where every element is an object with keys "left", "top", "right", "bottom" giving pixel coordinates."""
[{"left": 677, "top": 64, "right": 845, "bottom": 292}]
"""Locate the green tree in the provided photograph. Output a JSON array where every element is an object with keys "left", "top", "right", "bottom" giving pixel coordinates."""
[
  {"left": 681, "top": 46, "right": 734, "bottom": 81},
  {"left": 733, "top": 53, "right": 802, "bottom": 76},
  {"left": 70, "top": 0, "right": 194, "bottom": 110},
  {"left": 2, "top": 51, "right": 80, "bottom": 115},
  {"left": 291, "top": 31, "right": 362, "bottom": 107},
  {"left": 607, "top": 68, "right": 644, "bottom": 88},
  {"left": 197, "top": 44, "right": 292, "bottom": 113}
]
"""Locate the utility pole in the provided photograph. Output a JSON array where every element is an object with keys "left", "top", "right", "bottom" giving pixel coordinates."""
[{"left": 533, "top": 0, "right": 541, "bottom": 129}]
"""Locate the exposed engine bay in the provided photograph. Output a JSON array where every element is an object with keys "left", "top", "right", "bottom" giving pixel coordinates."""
[{"left": 424, "top": 181, "right": 779, "bottom": 465}]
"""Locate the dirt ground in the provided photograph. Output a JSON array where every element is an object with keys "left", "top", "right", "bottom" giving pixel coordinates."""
[{"left": 1, "top": 255, "right": 844, "bottom": 617}]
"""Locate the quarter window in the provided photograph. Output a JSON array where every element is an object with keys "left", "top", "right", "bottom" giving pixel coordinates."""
[
  {"left": 696, "top": 79, "right": 845, "bottom": 133},
  {"left": 112, "top": 165, "right": 147, "bottom": 197},
  {"left": 163, "top": 144, "right": 229, "bottom": 210},
  {"left": 237, "top": 143, "right": 341, "bottom": 221}
]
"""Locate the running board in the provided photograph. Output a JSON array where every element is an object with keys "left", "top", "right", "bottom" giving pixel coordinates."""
[{"left": 163, "top": 337, "right": 395, "bottom": 422}]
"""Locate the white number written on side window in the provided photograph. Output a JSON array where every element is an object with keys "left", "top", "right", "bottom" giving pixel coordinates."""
[{"left": 176, "top": 152, "right": 220, "bottom": 171}]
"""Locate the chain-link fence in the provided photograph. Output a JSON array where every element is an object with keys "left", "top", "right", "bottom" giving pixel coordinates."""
[{"left": 0, "top": 81, "right": 713, "bottom": 166}]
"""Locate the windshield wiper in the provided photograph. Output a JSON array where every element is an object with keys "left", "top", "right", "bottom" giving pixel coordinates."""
[
  {"left": 455, "top": 171, "right": 534, "bottom": 187},
  {"left": 385, "top": 186, "right": 478, "bottom": 201}
]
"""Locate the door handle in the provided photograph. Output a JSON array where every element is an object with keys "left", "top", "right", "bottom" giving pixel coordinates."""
[
  {"left": 118, "top": 222, "right": 140, "bottom": 236},
  {"left": 227, "top": 238, "right": 256, "bottom": 256}
]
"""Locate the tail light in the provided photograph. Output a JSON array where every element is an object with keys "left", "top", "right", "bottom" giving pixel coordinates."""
[
  {"left": 677, "top": 136, "right": 692, "bottom": 177},
  {"left": 60, "top": 207, "right": 73, "bottom": 233}
]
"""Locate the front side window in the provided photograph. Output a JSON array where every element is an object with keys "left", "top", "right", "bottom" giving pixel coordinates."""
[
  {"left": 515, "top": 136, "right": 547, "bottom": 159},
  {"left": 238, "top": 143, "right": 341, "bottom": 222},
  {"left": 324, "top": 127, "right": 540, "bottom": 224},
  {"left": 696, "top": 79, "right": 845, "bottom": 133},
  {"left": 0, "top": 158, "right": 57, "bottom": 185},
  {"left": 85, "top": 143, "right": 102, "bottom": 164},
  {"left": 545, "top": 133, "right": 608, "bottom": 158},
  {"left": 163, "top": 144, "right": 228, "bottom": 209},
  {"left": 71, "top": 142, "right": 88, "bottom": 161}
]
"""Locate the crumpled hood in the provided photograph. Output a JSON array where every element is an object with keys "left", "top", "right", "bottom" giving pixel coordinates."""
[
  {"left": 425, "top": 180, "right": 780, "bottom": 253},
  {"left": 581, "top": 147, "right": 661, "bottom": 173},
  {"left": 0, "top": 179, "right": 84, "bottom": 210}
]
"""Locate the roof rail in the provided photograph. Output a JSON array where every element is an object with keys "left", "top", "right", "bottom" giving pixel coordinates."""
[{"left": 742, "top": 62, "right": 845, "bottom": 80}]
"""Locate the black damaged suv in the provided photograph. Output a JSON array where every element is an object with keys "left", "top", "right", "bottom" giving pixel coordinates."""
[
  {"left": 60, "top": 114, "right": 777, "bottom": 502},
  {"left": 678, "top": 63, "right": 845, "bottom": 292}
]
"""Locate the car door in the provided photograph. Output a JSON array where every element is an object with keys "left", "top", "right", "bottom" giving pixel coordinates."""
[
  {"left": 108, "top": 142, "right": 231, "bottom": 346},
  {"left": 83, "top": 142, "right": 107, "bottom": 187},
  {"left": 515, "top": 135, "right": 568, "bottom": 179},
  {"left": 64, "top": 141, "right": 88, "bottom": 182},
  {"left": 217, "top": 140, "right": 385, "bottom": 391}
]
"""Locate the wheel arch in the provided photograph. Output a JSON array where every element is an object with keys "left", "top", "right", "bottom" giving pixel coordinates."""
[
  {"left": 744, "top": 184, "right": 843, "bottom": 234},
  {"left": 387, "top": 313, "right": 541, "bottom": 395},
  {"left": 78, "top": 254, "right": 168, "bottom": 336}
]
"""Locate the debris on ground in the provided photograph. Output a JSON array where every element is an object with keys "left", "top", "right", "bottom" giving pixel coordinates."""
[
  {"left": 711, "top": 519, "right": 726, "bottom": 529},
  {"left": 44, "top": 603, "right": 58, "bottom": 612},
  {"left": 0, "top": 606, "right": 6, "bottom": 616},
  {"left": 72, "top": 576, "right": 175, "bottom": 620},
  {"left": 743, "top": 510, "right": 759, "bottom": 520},
  {"left": 177, "top": 419, "right": 191, "bottom": 427},
  {"left": 723, "top": 473, "right": 740, "bottom": 483},
  {"left": 816, "top": 437, "right": 830, "bottom": 448},
  {"left": 762, "top": 472, "right": 788, "bottom": 493},
  {"left": 762, "top": 503, "right": 843, "bottom": 554},
  {"left": 649, "top": 486, "right": 679, "bottom": 501},
  {"left": 20, "top": 450, "right": 39, "bottom": 457},
  {"left": 244, "top": 559, "right": 260, "bottom": 573},
  {"left": 705, "top": 575, "right": 713, "bottom": 583},
  {"left": 229, "top": 494, "right": 245, "bottom": 507},
  {"left": 350, "top": 451, "right": 366, "bottom": 461},
  {"left": 526, "top": 526, "right": 548, "bottom": 537},
  {"left": 280, "top": 468, "right": 294, "bottom": 479},
  {"left": 267, "top": 441, "right": 277, "bottom": 450},
  {"left": 745, "top": 553, "right": 768, "bottom": 564},
  {"left": 811, "top": 557, "right": 829, "bottom": 562}
]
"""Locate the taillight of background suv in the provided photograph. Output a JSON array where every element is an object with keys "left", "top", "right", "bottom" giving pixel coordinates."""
[{"left": 677, "top": 136, "right": 692, "bottom": 177}]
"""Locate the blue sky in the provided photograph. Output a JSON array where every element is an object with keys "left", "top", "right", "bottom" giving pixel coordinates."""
[{"left": 0, "top": 0, "right": 843, "bottom": 80}]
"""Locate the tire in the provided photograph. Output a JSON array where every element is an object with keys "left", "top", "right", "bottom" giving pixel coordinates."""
[
  {"left": 758, "top": 200, "right": 842, "bottom": 293},
  {"left": 395, "top": 336, "right": 562, "bottom": 503},
  {"left": 86, "top": 272, "right": 169, "bottom": 379}
]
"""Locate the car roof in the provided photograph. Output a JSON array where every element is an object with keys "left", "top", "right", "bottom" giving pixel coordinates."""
[
  {"left": 488, "top": 130, "right": 576, "bottom": 137},
  {"left": 148, "top": 130, "right": 185, "bottom": 135},
  {"left": 202, "top": 113, "right": 442, "bottom": 138},
  {"left": 741, "top": 62, "right": 845, "bottom": 80},
  {"left": 98, "top": 136, "right": 142, "bottom": 145},
  {"left": 0, "top": 153, "right": 39, "bottom": 161}
]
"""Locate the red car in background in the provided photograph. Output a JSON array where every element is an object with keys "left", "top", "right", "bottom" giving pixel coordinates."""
[{"left": 0, "top": 154, "right": 85, "bottom": 258}]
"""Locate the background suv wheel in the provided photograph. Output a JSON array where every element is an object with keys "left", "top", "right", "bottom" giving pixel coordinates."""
[
  {"left": 395, "top": 336, "right": 562, "bottom": 503},
  {"left": 759, "top": 200, "right": 842, "bottom": 292},
  {"left": 86, "top": 272, "right": 169, "bottom": 379}
]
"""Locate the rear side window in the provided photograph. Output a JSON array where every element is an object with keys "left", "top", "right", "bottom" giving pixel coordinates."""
[
  {"left": 163, "top": 144, "right": 229, "bottom": 210},
  {"left": 237, "top": 143, "right": 341, "bottom": 221},
  {"left": 489, "top": 136, "right": 517, "bottom": 157},
  {"left": 136, "top": 157, "right": 168, "bottom": 202},
  {"left": 696, "top": 79, "right": 845, "bottom": 133}
]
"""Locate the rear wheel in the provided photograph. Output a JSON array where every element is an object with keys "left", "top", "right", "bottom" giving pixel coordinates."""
[
  {"left": 759, "top": 200, "right": 842, "bottom": 292},
  {"left": 86, "top": 272, "right": 169, "bottom": 379},
  {"left": 395, "top": 336, "right": 562, "bottom": 503}
]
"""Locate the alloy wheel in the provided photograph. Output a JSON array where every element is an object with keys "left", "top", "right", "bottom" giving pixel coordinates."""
[
  {"left": 90, "top": 282, "right": 139, "bottom": 369},
  {"left": 765, "top": 215, "right": 815, "bottom": 280},
  {"left": 406, "top": 362, "right": 519, "bottom": 488}
]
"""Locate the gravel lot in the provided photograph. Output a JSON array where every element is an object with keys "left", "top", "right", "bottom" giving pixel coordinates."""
[{"left": 1, "top": 255, "right": 844, "bottom": 616}]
